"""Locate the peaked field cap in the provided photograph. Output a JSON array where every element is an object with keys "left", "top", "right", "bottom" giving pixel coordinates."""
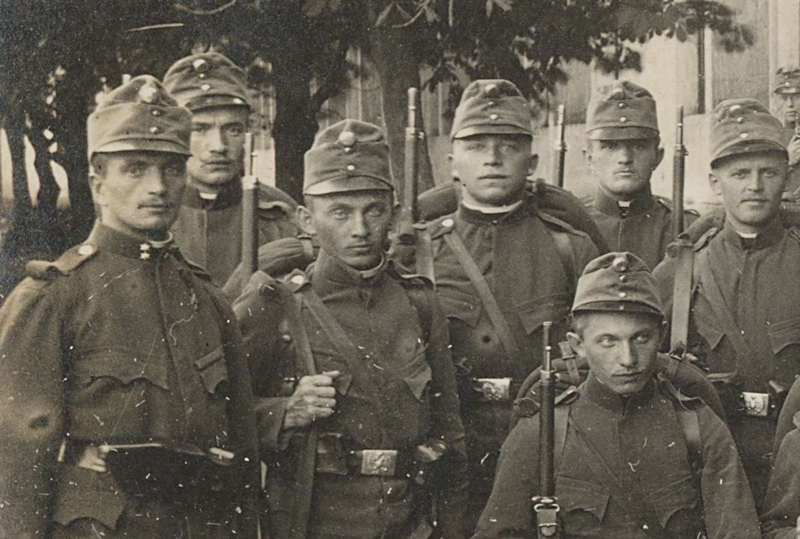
[
  {"left": 304, "top": 119, "right": 393, "bottom": 196},
  {"left": 163, "top": 52, "right": 251, "bottom": 112},
  {"left": 87, "top": 75, "right": 192, "bottom": 159},
  {"left": 710, "top": 98, "right": 787, "bottom": 166},
  {"left": 572, "top": 252, "right": 663, "bottom": 316},
  {"left": 450, "top": 79, "right": 533, "bottom": 140},
  {"left": 586, "top": 80, "right": 659, "bottom": 140},
  {"left": 775, "top": 66, "right": 800, "bottom": 95}
]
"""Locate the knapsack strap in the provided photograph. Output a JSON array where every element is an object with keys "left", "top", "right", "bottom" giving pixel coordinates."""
[{"left": 443, "top": 231, "right": 523, "bottom": 363}]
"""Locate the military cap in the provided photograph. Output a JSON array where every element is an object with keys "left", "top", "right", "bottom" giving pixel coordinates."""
[
  {"left": 163, "top": 52, "right": 250, "bottom": 112},
  {"left": 586, "top": 81, "right": 659, "bottom": 140},
  {"left": 450, "top": 79, "right": 533, "bottom": 140},
  {"left": 87, "top": 75, "right": 191, "bottom": 159},
  {"left": 304, "top": 119, "right": 393, "bottom": 196},
  {"left": 710, "top": 99, "right": 787, "bottom": 166},
  {"left": 572, "top": 252, "right": 663, "bottom": 316},
  {"left": 774, "top": 66, "right": 800, "bottom": 95}
]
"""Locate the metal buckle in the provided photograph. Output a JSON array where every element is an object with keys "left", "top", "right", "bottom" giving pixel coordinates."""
[
  {"left": 474, "top": 377, "right": 512, "bottom": 401},
  {"left": 359, "top": 449, "right": 398, "bottom": 476},
  {"left": 741, "top": 392, "right": 769, "bottom": 417}
]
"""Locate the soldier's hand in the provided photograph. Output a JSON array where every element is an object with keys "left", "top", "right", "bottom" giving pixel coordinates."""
[
  {"left": 788, "top": 136, "right": 800, "bottom": 167},
  {"left": 283, "top": 371, "right": 340, "bottom": 429}
]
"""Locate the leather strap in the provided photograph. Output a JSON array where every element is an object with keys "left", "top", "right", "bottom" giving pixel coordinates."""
[
  {"left": 443, "top": 231, "right": 523, "bottom": 363},
  {"left": 670, "top": 237, "right": 695, "bottom": 353}
]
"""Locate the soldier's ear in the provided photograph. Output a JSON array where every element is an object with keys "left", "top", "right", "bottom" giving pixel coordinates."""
[
  {"left": 655, "top": 146, "right": 665, "bottom": 168},
  {"left": 708, "top": 171, "right": 723, "bottom": 196},
  {"left": 566, "top": 331, "right": 585, "bottom": 359},
  {"left": 297, "top": 205, "right": 316, "bottom": 235},
  {"left": 528, "top": 153, "right": 539, "bottom": 176},
  {"left": 89, "top": 173, "right": 108, "bottom": 209}
]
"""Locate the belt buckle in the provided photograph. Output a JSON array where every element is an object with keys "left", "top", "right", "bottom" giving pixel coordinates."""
[
  {"left": 741, "top": 392, "right": 770, "bottom": 417},
  {"left": 475, "top": 378, "right": 512, "bottom": 401},
  {"left": 360, "top": 450, "right": 398, "bottom": 476}
]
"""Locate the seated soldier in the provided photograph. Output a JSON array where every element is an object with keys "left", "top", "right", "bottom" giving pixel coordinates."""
[
  {"left": 763, "top": 404, "right": 800, "bottom": 538},
  {"left": 473, "top": 252, "right": 759, "bottom": 539}
]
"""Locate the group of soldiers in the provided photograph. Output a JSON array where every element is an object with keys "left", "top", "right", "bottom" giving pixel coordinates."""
[{"left": 3, "top": 50, "right": 800, "bottom": 539}]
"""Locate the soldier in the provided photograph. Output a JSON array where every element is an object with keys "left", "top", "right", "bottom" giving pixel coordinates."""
[
  {"left": 424, "top": 79, "right": 599, "bottom": 532},
  {"left": 163, "top": 52, "right": 298, "bottom": 289},
  {"left": 473, "top": 252, "right": 760, "bottom": 539},
  {"left": 234, "top": 119, "right": 467, "bottom": 538},
  {"left": 762, "top": 408, "right": 800, "bottom": 538},
  {"left": 773, "top": 66, "right": 800, "bottom": 200},
  {"left": 0, "top": 76, "right": 258, "bottom": 538},
  {"left": 584, "top": 81, "right": 697, "bottom": 269},
  {"left": 653, "top": 98, "right": 800, "bottom": 507}
]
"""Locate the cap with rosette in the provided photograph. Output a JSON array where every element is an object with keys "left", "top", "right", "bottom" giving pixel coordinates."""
[
  {"left": 163, "top": 52, "right": 251, "bottom": 112},
  {"left": 774, "top": 66, "right": 800, "bottom": 95},
  {"left": 87, "top": 75, "right": 191, "bottom": 159},
  {"left": 571, "top": 252, "right": 663, "bottom": 316},
  {"left": 586, "top": 81, "right": 659, "bottom": 140},
  {"left": 450, "top": 79, "right": 533, "bottom": 140},
  {"left": 303, "top": 119, "right": 393, "bottom": 196},
  {"left": 710, "top": 98, "right": 787, "bottom": 166}
]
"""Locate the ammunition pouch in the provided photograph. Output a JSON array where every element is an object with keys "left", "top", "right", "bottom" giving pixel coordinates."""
[{"left": 61, "top": 440, "right": 238, "bottom": 503}]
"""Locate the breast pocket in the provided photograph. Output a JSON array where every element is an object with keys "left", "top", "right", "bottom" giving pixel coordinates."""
[
  {"left": 556, "top": 476, "right": 610, "bottom": 532},
  {"left": 438, "top": 288, "right": 481, "bottom": 328},
  {"left": 517, "top": 294, "right": 571, "bottom": 335},
  {"left": 768, "top": 316, "right": 800, "bottom": 355},
  {"left": 649, "top": 475, "right": 703, "bottom": 537},
  {"left": 73, "top": 348, "right": 169, "bottom": 390},
  {"left": 195, "top": 345, "right": 229, "bottom": 394}
]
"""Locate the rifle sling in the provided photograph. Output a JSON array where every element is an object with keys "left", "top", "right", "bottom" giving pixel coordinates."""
[
  {"left": 443, "top": 231, "right": 523, "bottom": 363},
  {"left": 277, "top": 286, "right": 318, "bottom": 539},
  {"left": 670, "top": 239, "right": 694, "bottom": 353}
]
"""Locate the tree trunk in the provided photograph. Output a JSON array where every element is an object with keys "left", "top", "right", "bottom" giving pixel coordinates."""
[
  {"left": 5, "top": 114, "right": 31, "bottom": 225},
  {"left": 28, "top": 124, "right": 67, "bottom": 256}
]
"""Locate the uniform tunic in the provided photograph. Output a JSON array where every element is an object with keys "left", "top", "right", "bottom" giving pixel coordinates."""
[
  {"left": 428, "top": 196, "right": 598, "bottom": 525},
  {"left": 172, "top": 178, "right": 298, "bottom": 288},
  {"left": 654, "top": 218, "right": 800, "bottom": 506},
  {"left": 473, "top": 375, "right": 760, "bottom": 539},
  {"left": 586, "top": 185, "right": 697, "bottom": 270},
  {"left": 762, "top": 411, "right": 800, "bottom": 539},
  {"left": 0, "top": 223, "right": 258, "bottom": 539},
  {"left": 234, "top": 249, "right": 467, "bottom": 539}
]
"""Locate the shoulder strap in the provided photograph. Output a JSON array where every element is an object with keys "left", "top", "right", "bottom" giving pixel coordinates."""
[
  {"left": 443, "top": 231, "right": 523, "bottom": 363},
  {"left": 403, "top": 281, "right": 433, "bottom": 345},
  {"left": 301, "top": 287, "right": 363, "bottom": 363},
  {"left": 673, "top": 402, "right": 703, "bottom": 479}
]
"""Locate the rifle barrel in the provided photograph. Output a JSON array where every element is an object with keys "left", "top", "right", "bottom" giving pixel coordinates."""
[
  {"left": 399, "top": 88, "right": 419, "bottom": 244},
  {"left": 553, "top": 105, "right": 567, "bottom": 188},
  {"left": 241, "top": 133, "right": 258, "bottom": 275},
  {"left": 539, "top": 321, "right": 555, "bottom": 497},
  {"left": 672, "top": 106, "right": 686, "bottom": 239}
]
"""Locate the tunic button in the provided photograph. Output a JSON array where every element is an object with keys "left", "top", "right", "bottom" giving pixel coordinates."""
[
  {"left": 489, "top": 113, "right": 499, "bottom": 120},
  {"left": 346, "top": 164, "right": 356, "bottom": 171},
  {"left": 78, "top": 244, "right": 95, "bottom": 256},
  {"left": 281, "top": 334, "right": 292, "bottom": 343},
  {"left": 290, "top": 275, "right": 305, "bottom": 285},
  {"left": 442, "top": 218, "right": 454, "bottom": 228},
  {"left": 619, "top": 292, "right": 627, "bottom": 298}
]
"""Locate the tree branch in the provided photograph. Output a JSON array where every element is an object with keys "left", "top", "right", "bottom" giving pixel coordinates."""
[{"left": 174, "top": 0, "right": 239, "bottom": 16}]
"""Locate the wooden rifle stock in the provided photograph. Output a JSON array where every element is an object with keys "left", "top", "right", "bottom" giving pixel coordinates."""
[
  {"left": 399, "top": 88, "right": 419, "bottom": 245},
  {"left": 553, "top": 105, "right": 567, "bottom": 188},
  {"left": 241, "top": 133, "right": 259, "bottom": 277},
  {"left": 533, "top": 321, "right": 560, "bottom": 538},
  {"left": 672, "top": 106, "right": 686, "bottom": 239}
]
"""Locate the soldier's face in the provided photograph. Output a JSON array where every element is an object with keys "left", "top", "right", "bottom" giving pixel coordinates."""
[
  {"left": 709, "top": 152, "right": 788, "bottom": 235},
  {"left": 449, "top": 134, "right": 533, "bottom": 207},
  {"left": 187, "top": 106, "right": 248, "bottom": 190},
  {"left": 587, "top": 138, "right": 664, "bottom": 198},
  {"left": 776, "top": 93, "right": 800, "bottom": 126},
  {"left": 91, "top": 151, "right": 187, "bottom": 241},
  {"left": 568, "top": 312, "right": 663, "bottom": 397},
  {"left": 299, "top": 190, "right": 395, "bottom": 270}
]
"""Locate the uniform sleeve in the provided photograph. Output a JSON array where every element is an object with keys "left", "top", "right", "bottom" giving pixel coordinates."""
[
  {"left": 571, "top": 231, "right": 600, "bottom": 277},
  {"left": 423, "top": 286, "right": 469, "bottom": 539},
  {"left": 0, "top": 279, "right": 68, "bottom": 538},
  {"left": 233, "top": 272, "right": 292, "bottom": 453},
  {"left": 471, "top": 416, "right": 539, "bottom": 539},
  {"left": 762, "top": 427, "right": 800, "bottom": 539},
  {"left": 697, "top": 405, "right": 761, "bottom": 539}
]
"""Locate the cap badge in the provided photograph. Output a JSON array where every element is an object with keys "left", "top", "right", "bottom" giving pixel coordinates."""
[
  {"left": 338, "top": 130, "right": 356, "bottom": 147},
  {"left": 233, "top": 98, "right": 244, "bottom": 105},
  {"left": 484, "top": 83, "right": 497, "bottom": 95},
  {"left": 612, "top": 255, "right": 629, "bottom": 273},
  {"left": 192, "top": 59, "right": 209, "bottom": 73},
  {"left": 290, "top": 274, "right": 305, "bottom": 285},
  {"left": 619, "top": 116, "right": 628, "bottom": 123},
  {"left": 138, "top": 84, "right": 158, "bottom": 104},
  {"left": 740, "top": 132, "right": 749, "bottom": 139}
]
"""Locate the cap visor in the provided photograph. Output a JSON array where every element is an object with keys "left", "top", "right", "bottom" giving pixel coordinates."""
[
  {"left": 572, "top": 301, "right": 663, "bottom": 316},
  {"left": 711, "top": 141, "right": 787, "bottom": 166},
  {"left": 184, "top": 95, "right": 251, "bottom": 112},
  {"left": 304, "top": 176, "right": 393, "bottom": 196},
  {"left": 587, "top": 127, "right": 659, "bottom": 140},
  {"left": 91, "top": 139, "right": 191, "bottom": 156},
  {"left": 453, "top": 125, "right": 532, "bottom": 140},
  {"left": 775, "top": 87, "right": 800, "bottom": 95}
]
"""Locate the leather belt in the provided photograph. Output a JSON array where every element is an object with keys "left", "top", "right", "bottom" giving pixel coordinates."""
[
  {"left": 741, "top": 392, "right": 770, "bottom": 418},
  {"left": 471, "top": 377, "right": 514, "bottom": 402},
  {"left": 315, "top": 435, "right": 415, "bottom": 477}
]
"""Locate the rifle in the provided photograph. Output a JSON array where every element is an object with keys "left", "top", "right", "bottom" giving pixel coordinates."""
[
  {"left": 397, "top": 87, "right": 435, "bottom": 282},
  {"left": 241, "top": 132, "right": 259, "bottom": 277},
  {"left": 672, "top": 106, "right": 686, "bottom": 239},
  {"left": 552, "top": 105, "right": 567, "bottom": 189},
  {"left": 532, "top": 321, "right": 560, "bottom": 539}
]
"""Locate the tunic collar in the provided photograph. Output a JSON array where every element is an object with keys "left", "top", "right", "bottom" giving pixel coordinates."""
[
  {"left": 85, "top": 223, "right": 178, "bottom": 261},
  {"left": 456, "top": 194, "right": 531, "bottom": 226},
  {"left": 582, "top": 371, "right": 657, "bottom": 415},
  {"left": 594, "top": 183, "right": 655, "bottom": 218},
  {"left": 311, "top": 248, "right": 389, "bottom": 296},
  {"left": 182, "top": 177, "right": 243, "bottom": 211},
  {"left": 720, "top": 216, "right": 785, "bottom": 251}
]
